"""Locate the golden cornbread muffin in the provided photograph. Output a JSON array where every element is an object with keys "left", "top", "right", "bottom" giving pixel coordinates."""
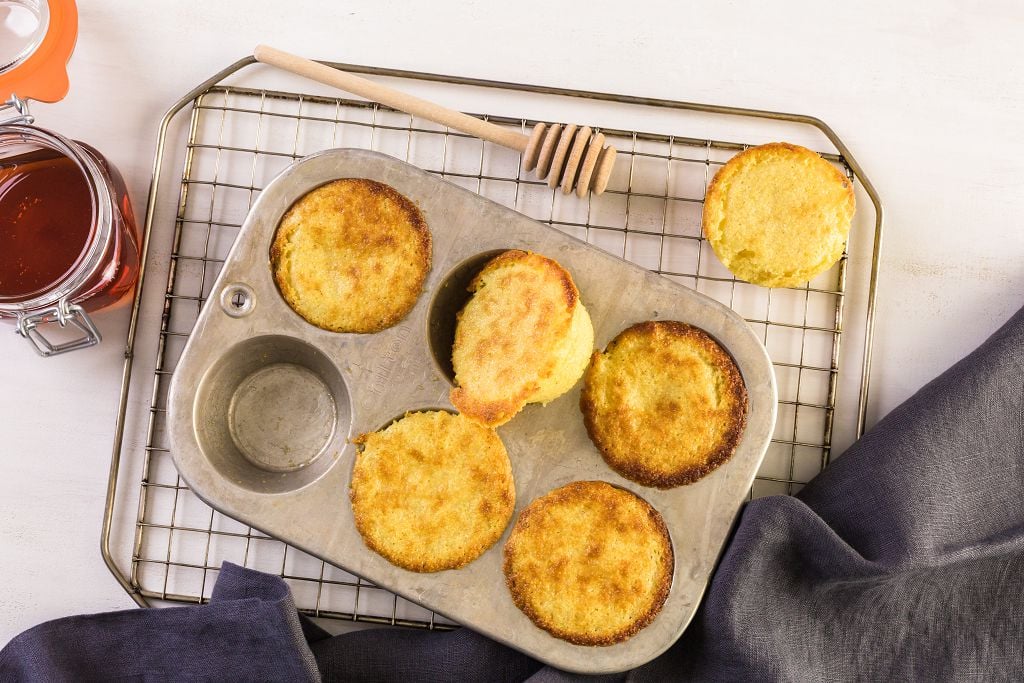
[
  {"left": 703, "top": 142, "right": 855, "bottom": 288},
  {"left": 503, "top": 481, "right": 673, "bottom": 645},
  {"left": 450, "top": 250, "right": 594, "bottom": 427},
  {"left": 350, "top": 410, "right": 515, "bottom": 572},
  {"left": 581, "top": 321, "right": 748, "bottom": 488},
  {"left": 270, "top": 178, "right": 431, "bottom": 333}
]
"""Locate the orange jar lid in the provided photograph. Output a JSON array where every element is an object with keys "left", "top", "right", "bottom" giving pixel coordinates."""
[{"left": 0, "top": 0, "right": 78, "bottom": 103}]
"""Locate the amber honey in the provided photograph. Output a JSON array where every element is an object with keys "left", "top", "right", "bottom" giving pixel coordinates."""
[
  {"left": 0, "top": 141, "right": 139, "bottom": 312},
  {"left": 0, "top": 147, "right": 93, "bottom": 297}
]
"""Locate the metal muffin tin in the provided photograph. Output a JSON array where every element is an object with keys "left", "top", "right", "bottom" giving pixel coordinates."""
[{"left": 167, "top": 148, "right": 777, "bottom": 674}]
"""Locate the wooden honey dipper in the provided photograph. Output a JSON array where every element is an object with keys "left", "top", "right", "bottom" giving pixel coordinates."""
[{"left": 254, "top": 46, "right": 617, "bottom": 196}]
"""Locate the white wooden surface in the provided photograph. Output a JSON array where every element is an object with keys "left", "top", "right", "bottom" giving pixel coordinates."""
[{"left": 1, "top": 0, "right": 1022, "bottom": 648}]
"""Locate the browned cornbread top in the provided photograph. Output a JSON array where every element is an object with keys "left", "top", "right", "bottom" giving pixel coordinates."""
[
  {"left": 350, "top": 410, "right": 515, "bottom": 573},
  {"left": 503, "top": 480, "right": 673, "bottom": 646},
  {"left": 450, "top": 250, "right": 593, "bottom": 427},
  {"left": 703, "top": 142, "right": 855, "bottom": 288},
  {"left": 270, "top": 178, "right": 431, "bottom": 333},
  {"left": 581, "top": 320, "right": 748, "bottom": 488}
]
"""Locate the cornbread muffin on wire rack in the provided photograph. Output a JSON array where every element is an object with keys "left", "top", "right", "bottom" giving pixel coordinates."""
[
  {"left": 450, "top": 250, "right": 594, "bottom": 427},
  {"left": 503, "top": 481, "right": 673, "bottom": 645},
  {"left": 703, "top": 142, "right": 855, "bottom": 288},
  {"left": 350, "top": 410, "right": 515, "bottom": 572},
  {"left": 581, "top": 320, "right": 748, "bottom": 488},
  {"left": 271, "top": 178, "right": 431, "bottom": 333}
]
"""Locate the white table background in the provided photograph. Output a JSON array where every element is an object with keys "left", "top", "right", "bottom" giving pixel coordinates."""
[{"left": 1, "top": 0, "right": 1022, "bottom": 648}]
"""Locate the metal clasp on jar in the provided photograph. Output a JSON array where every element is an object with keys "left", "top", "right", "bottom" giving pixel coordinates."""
[
  {"left": 15, "top": 299, "right": 102, "bottom": 357},
  {"left": 0, "top": 95, "right": 35, "bottom": 125}
]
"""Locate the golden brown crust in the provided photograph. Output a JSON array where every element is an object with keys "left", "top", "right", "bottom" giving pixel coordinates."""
[
  {"left": 580, "top": 321, "right": 748, "bottom": 488},
  {"left": 702, "top": 142, "right": 855, "bottom": 288},
  {"left": 349, "top": 410, "right": 515, "bottom": 572},
  {"left": 502, "top": 481, "right": 673, "bottom": 645},
  {"left": 270, "top": 178, "right": 431, "bottom": 333},
  {"left": 468, "top": 249, "right": 579, "bottom": 310},
  {"left": 450, "top": 250, "right": 593, "bottom": 427}
]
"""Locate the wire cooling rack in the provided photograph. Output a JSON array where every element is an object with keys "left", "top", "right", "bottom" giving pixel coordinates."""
[{"left": 103, "top": 57, "right": 882, "bottom": 630}]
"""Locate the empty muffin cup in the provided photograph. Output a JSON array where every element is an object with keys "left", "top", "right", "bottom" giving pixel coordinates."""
[{"left": 192, "top": 335, "right": 352, "bottom": 494}]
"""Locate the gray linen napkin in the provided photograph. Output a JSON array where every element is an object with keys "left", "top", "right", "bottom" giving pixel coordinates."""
[{"left": 0, "top": 562, "right": 322, "bottom": 682}]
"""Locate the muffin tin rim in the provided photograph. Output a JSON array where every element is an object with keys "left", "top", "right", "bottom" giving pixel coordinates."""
[{"left": 166, "top": 147, "right": 778, "bottom": 674}]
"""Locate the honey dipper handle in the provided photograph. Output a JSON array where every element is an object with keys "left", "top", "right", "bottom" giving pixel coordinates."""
[{"left": 254, "top": 45, "right": 530, "bottom": 152}]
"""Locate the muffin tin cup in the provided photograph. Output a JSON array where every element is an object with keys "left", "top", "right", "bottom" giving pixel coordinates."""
[{"left": 167, "top": 148, "right": 777, "bottom": 674}]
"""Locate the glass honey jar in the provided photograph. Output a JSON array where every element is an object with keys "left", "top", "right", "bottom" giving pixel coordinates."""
[{"left": 0, "top": 0, "right": 140, "bottom": 356}]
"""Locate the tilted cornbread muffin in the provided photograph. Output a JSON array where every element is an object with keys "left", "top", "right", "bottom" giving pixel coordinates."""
[
  {"left": 450, "top": 250, "right": 594, "bottom": 427},
  {"left": 581, "top": 320, "right": 748, "bottom": 488},
  {"left": 350, "top": 410, "right": 515, "bottom": 572},
  {"left": 703, "top": 142, "right": 855, "bottom": 288},
  {"left": 503, "top": 481, "right": 673, "bottom": 645},
  {"left": 270, "top": 178, "right": 431, "bottom": 333}
]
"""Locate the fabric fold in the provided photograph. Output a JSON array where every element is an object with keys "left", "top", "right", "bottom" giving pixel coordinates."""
[
  {"left": 0, "top": 563, "right": 320, "bottom": 682},
  {"left": 634, "top": 305, "right": 1024, "bottom": 681}
]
